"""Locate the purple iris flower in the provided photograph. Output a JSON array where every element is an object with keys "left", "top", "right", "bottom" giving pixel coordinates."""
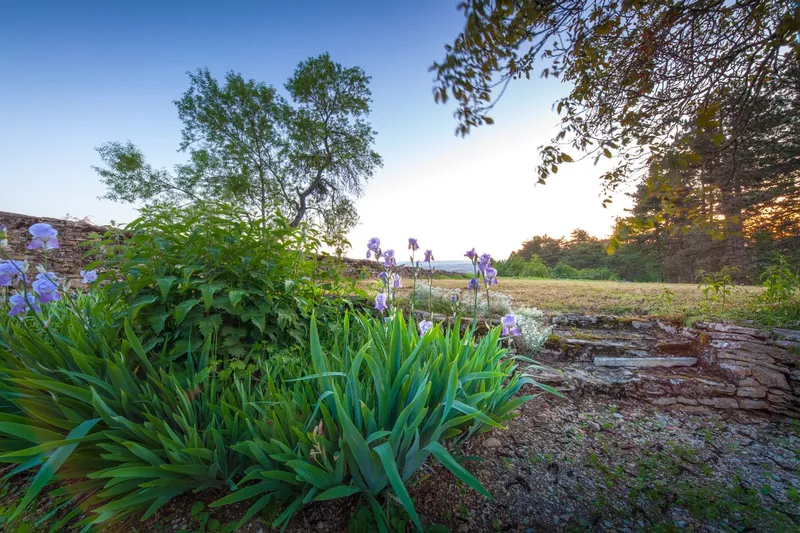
[
  {"left": 478, "top": 253, "right": 492, "bottom": 273},
  {"left": 378, "top": 271, "right": 388, "bottom": 284},
  {"left": 27, "top": 223, "right": 60, "bottom": 250},
  {"left": 8, "top": 293, "right": 39, "bottom": 317},
  {"left": 424, "top": 250, "right": 434, "bottom": 263},
  {"left": 419, "top": 320, "right": 433, "bottom": 335},
  {"left": 382, "top": 249, "right": 396, "bottom": 267},
  {"left": 501, "top": 314, "right": 518, "bottom": 334},
  {"left": 367, "top": 237, "right": 381, "bottom": 257},
  {"left": 0, "top": 260, "right": 27, "bottom": 287},
  {"left": 467, "top": 278, "right": 479, "bottom": 291},
  {"left": 33, "top": 272, "right": 61, "bottom": 304},
  {"left": 391, "top": 273, "right": 402, "bottom": 288},
  {"left": 408, "top": 238, "right": 419, "bottom": 252},
  {"left": 80, "top": 270, "right": 98, "bottom": 284},
  {"left": 375, "top": 293, "right": 387, "bottom": 312},
  {"left": 484, "top": 266, "right": 498, "bottom": 285},
  {"left": 464, "top": 248, "right": 477, "bottom": 260}
]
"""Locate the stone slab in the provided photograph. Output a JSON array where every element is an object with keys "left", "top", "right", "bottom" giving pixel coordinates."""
[{"left": 594, "top": 357, "right": 697, "bottom": 368}]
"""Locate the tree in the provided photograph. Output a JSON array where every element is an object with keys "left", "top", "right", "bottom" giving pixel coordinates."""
[
  {"left": 431, "top": 1, "right": 799, "bottom": 225},
  {"left": 95, "top": 54, "right": 382, "bottom": 239}
]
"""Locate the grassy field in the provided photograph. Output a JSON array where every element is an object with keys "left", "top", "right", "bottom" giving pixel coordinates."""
[{"left": 394, "top": 277, "right": 763, "bottom": 322}]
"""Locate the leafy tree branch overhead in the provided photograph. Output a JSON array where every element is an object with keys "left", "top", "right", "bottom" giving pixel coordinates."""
[
  {"left": 94, "top": 53, "right": 382, "bottom": 240},
  {"left": 432, "top": 0, "right": 800, "bottom": 237}
]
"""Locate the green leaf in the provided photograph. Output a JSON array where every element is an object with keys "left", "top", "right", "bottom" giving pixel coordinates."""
[
  {"left": 374, "top": 442, "right": 422, "bottom": 531},
  {"left": 191, "top": 501, "right": 204, "bottom": 517},
  {"left": 426, "top": 441, "right": 493, "bottom": 500},
  {"left": 228, "top": 290, "right": 245, "bottom": 307},
  {"left": 314, "top": 484, "right": 361, "bottom": 501},
  {"left": 175, "top": 299, "right": 200, "bottom": 325},
  {"left": 11, "top": 418, "right": 100, "bottom": 520},
  {"left": 156, "top": 276, "right": 177, "bottom": 301}
]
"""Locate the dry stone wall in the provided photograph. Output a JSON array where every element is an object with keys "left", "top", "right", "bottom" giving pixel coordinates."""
[
  {"left": 534, "top": 314, "right": 800, "bottom": 419},
  {"left": 0, "top": 211, "right": 107, "bottom": 278}
]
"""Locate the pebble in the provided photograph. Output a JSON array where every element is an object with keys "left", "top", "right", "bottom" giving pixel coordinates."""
[
  {"left": 484, "top": 437, "right": 502, "bottom": 448},
  {"left": 613, "top": 413, "right": 624, "bottom": 419}
]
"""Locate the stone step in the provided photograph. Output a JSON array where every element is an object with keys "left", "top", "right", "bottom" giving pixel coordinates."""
[{"left": 593, "top": 357, "right": 698, "bottom": 368}]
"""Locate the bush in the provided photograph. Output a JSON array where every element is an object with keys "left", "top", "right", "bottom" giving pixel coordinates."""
[
  {"left": 494, "top": 255, "right": 550, "bottom": 278},
  {"left": 513, "top": 307, "right": 551, "bottom": 355},
  {"left": 551, "top": 262, "right": 579, "bottom": 279},
  {"left": 0, "top": 295, "right": 550, "bottom": 530},
  {"left": 753, "top": 255, "right": 800, "bottom": 326},
  {"left": 87, "top": 202, "right": 351, "bottom": 364}
]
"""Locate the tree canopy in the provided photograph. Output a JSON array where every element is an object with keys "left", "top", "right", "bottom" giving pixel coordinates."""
[
  {"left": 95, "top": 53, "right": 381, "bottom": 239},
  {"left": 432, "top": 0, "right": 799, "bottom": 233}
]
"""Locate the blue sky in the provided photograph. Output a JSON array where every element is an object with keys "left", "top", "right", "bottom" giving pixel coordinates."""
[{"left": 0, "top": 1, "right": 629, "bottom": 259}]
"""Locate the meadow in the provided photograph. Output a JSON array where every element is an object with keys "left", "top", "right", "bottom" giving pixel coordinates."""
[{"left": 417, "top": 278, "right": 763, "bottom": 321}]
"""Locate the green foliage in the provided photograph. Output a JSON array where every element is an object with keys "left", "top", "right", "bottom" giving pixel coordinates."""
[
  {"left": 0, "top": 291, "right": 549, "bottom": 529},
  {"left": 494, "top": 254, "right": 549, "bottom": 278},
  {"left": 505, "top": 230, "right": 657, "bottom": 282},
  {"left": 86, "top": 202, "right": 350, "bottom": 364},
  {"left": 432, "top": 0, "right": 799, "bottom": 236},
  {"left": 221, "top": 311, "right": 552, "bottom": 531},
  {"left": 95, "top": 53, "right": 382, "bottom": 239},
  {"left": 551, "top": 263, "right": 579, "bottom": 279},
  {"left": 752, "top": 255, "right": 800, "bottom": 326},
  {"left": 696, "top": 266, "right": 738, "bottom": 310}
]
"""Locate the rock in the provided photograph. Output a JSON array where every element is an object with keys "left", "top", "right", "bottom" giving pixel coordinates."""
[
  {"left": 738, "top": 377, "right": 761, "bottom": 387},
  {"left": 737, "top": 387, "right": 767, "bottom": 398},
  {"left": 773, "top": 328, "right": 800, "bottom": 342},
  {"left": 696, "top": 322, "right": 769, "bottom": 339},
  {"left": 650, "top": 397, "right": 677, "bottom": 405},
  {"left": 484, "top": 437, "right": 502, "bottom": 448},
  {"left": 712, "top": 341, "right": 793, "bottom": 365},
  {"left": 594, "top": 357, "right": 697, "bottom": 368},
  {"left": 677, "top": 396, "right": 699, "bottom": 405},
  {"left": 697, "top": 397, "right": 739, "bottom": 409},
  {"left": 774, "top": 339, "right": 800, "bottom": 350},
  {"left": 705, "top": 332, "right": 762, "bottom": 342},
  {"left": 631, "top": 320, "right": 654, "bottom": 330},
  {"left": 750, "top": 366, "right": 790, "bottom": 390},
  {"left": 719, "top": 362, "right": 752, "bottom": 378},
  {"left": 657, "top": 321, "right": 678, "bottom": 334},
  {"left": 739, "top": 399, "right": 769, "bottom": 410}
]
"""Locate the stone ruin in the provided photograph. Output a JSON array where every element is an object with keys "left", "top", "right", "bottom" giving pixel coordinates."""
[{"left": 528, "top": 314, "right": 800, "bottom": 419}]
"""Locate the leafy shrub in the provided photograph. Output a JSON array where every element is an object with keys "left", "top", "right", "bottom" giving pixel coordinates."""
[
  {"left": 754, "top": 255, "right": 800, "bottom": 325},
  {"left": 87, "top": 202, "right": 351, "bottom": 363},
  {"left": 494, "top": 255, "right": 550, "bottom": 278},
  {"left": 551, "top": 262, "right": 579, "bottom": 279},
  {"left": 513, "top": 307, "right": 551, "bottom": 355},
  {"left": 0, "top": 296, "right": 550, "bottom": 530},
  {"left": 696, "top": 266, "right": 738, "bottom": 310}
]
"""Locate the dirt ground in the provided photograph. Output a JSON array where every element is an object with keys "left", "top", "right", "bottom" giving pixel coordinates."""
[{"left": 281, "top": 394, "right": 799, "bottom": 533}]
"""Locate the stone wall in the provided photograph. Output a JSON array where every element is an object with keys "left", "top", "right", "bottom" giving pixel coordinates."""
[
  {"left": 0, "top": 211, "right": 108, "bottom": 278},
  {"left": 535, "top": 315, "right": 800, "bottom": 419}
]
